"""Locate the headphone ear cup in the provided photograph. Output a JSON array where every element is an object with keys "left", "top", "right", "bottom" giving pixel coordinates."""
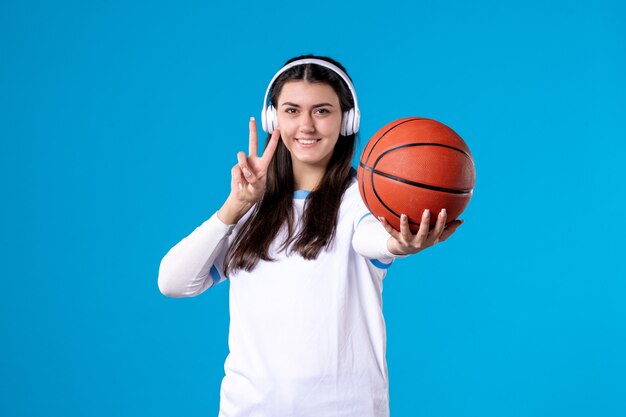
[
  {"left": 341, "top": 108, "right": 355, "bottom": 136},
  {"left": 263, "top": 105, "right": 277, "bottom": 133},
  {"left": 352, "top": 108, "right": 360, "bottom": 135},
  {"left": 261, "top": 105, "right": 268, "bottom": 133}
]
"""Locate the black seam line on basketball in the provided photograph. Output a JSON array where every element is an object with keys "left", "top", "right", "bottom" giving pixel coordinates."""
[
  {"left": 359, "top": 171, "right": 371, "bottom": 210},
  {"left": 365, "top": 160, "right": 419, "bottom": 225},
  {"left": 362, "top": 118, "right": 423, "bottom": 166},
  {"left": 381, "top": 142, "right": 472, "bottom": 159},
  {"left": 359, "top": 162, "right": 473, "bottom": 195},
  {"left": 370, "top": 142, "right": 473, "bottom": 193},
  {"left": 369, "top": 171, "right": 419, "bottom": 226},
  {"left": 372, "top": 169, "right": 401, "bottom": 220}
]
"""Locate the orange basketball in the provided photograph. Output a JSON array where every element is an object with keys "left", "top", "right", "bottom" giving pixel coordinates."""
[{"left": 357, "top": 117, "right": 475, "bottom": 233}]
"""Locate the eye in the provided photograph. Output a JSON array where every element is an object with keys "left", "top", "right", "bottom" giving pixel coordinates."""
[
  {"left": 284, "top": 108, "right": 298, "bottom": 114},
  {"left": 315, "top": 108, "right": 331, "bottom": 114}
]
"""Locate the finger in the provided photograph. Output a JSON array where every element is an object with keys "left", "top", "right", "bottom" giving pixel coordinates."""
[
  {"left": 379, "top": 216, "right": 402, "bottom": 241},
  {"left": 237, "top": 151, "right": 257, "bottom": 184},
  {"left": 231, "top": 165, "right": 244, "bottom": 197},
  {"left": 431, "top": 209, "right": 447, "bottom": 243},
  {"left": 414, "top": 209, "right": 431, "bottom": 243},
  {"left": 439, "top": 219, "right": 463, "bottom": 242},
  {"left": 399, "top": 214, "right": 413, "bottom": 242},
  {"left": 249, "top": 117, "right": 258, "bottom": 157},
  {"left": 260, "top": 127, "right": 281, "bottom": 166}
]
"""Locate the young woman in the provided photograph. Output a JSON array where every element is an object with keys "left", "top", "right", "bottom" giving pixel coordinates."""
[{"left": 158, "top": 55, "right": 462, "bottom": 417}]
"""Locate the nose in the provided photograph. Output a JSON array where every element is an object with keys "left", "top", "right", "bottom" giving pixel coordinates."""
[{"left": 299, "top": 112, "right": 315, "bottom": 133}]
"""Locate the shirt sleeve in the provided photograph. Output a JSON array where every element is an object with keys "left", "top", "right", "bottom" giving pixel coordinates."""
[
  {"left": 158, "top": 212, "right": 235, "bottom": 298},
  {"left": 348, "top": 177, "right": 409, "bottom": 268},
  {"left": 352, "top": 212, "right": 408, "bottom": 267}
]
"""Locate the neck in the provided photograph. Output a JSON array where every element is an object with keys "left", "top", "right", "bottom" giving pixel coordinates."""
[{"left": 292, "top": 160, "right": 327, "bottom": 191}]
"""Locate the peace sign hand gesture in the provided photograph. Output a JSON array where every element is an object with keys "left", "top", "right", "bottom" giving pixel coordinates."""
[{"left": 217, "top": 117, "right": 280, "bottom": 225}]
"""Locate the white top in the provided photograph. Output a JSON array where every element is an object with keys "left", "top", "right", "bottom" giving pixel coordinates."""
[{"left": 158, "top": 180, "right": 402, "bottom": 417}]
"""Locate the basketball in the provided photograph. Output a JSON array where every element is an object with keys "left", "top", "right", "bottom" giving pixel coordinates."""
[{"left": 357, "top": 117, "right": 475, "bottom": 233}]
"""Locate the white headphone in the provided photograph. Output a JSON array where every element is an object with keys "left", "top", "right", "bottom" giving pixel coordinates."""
[{"left": 261, "top": 58, "right": 361, "bottom": 136}]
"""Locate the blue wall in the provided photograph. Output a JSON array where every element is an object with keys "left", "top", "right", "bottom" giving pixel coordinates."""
[{"left": 1, "top": 0, "right": 624, "bottom": 415}]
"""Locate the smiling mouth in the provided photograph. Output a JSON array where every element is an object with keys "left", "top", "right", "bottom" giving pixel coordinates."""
[{"left": 296, "top": 138, "right": 321, "bottom": 145}]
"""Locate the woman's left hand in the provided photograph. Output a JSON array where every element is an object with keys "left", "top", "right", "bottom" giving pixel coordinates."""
[{"left": 380, "top": 209, "right": 463, "bottom": 256}]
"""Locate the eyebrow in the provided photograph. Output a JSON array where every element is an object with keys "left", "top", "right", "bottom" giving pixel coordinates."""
[{"left": 280, "top": 102, "right": 335, "bottom": 108}]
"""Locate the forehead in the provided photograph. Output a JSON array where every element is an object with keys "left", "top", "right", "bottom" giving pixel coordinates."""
[{"left": 277, "top": 81, "right": 339, "bottom": 105}]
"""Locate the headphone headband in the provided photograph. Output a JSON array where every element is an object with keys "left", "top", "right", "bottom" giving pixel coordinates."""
[{"left": 261, "top": 58, "right": 360, "bottom": 135}]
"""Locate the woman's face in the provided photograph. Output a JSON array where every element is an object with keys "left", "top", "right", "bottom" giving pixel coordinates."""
[{"left": 276, "top": 80, "right": 342, "bottom": 173}]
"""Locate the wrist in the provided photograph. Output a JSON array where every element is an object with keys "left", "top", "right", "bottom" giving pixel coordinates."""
[
  {"left": 217, "top": 196, "right": 253, "bottom": 225},
  {"left": 386, "top": 237, "right": 416, "bottom": 257}
]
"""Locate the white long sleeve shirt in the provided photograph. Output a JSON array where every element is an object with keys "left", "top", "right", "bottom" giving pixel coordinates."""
[{"left": 159, "top": 180, "right": 402, "bottom": 417}]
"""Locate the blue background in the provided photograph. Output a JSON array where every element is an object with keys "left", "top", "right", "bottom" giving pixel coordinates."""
[{"left": 2, "top": 0, "right": 625, "bottom": 416}]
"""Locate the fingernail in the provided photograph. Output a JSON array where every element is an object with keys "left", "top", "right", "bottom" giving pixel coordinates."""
[
  {"left": 401, "top": 214, "right": 407, "bottom": 221},
  {"left": 250, "top": 116, "right": 255, "bottom": 121},
  {"left": 424, "top": 209, "right": 430, "bottom": 217},
  {"left": 441, "top": 208, "right": 447, "bottom": 216},
  {"left": 243, "top": 168, "right": 251, "bottom": 177}
]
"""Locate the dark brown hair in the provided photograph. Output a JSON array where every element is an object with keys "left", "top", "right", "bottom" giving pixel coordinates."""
[{"left": 224, "top": 55, "right": 357, "bottom": 275}]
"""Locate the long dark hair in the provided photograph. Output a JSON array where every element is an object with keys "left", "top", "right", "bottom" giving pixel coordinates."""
[{"left": 224, "top": 55, "right": 357, "bottom": 275}]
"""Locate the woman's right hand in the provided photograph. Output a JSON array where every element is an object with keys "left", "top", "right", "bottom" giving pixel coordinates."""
[
  {"left": 217, "top": 117, "right": 280, "bottom": 224},
  {"left": 232, "top": 117, "right": 281, "bottom": 204}
]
